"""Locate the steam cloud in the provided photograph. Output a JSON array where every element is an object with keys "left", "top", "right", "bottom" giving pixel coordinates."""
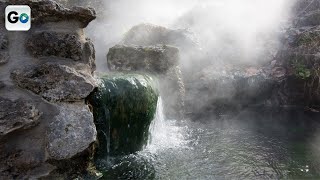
[{"left": 82, "top": 0, "right": 295, "bottom": 71}]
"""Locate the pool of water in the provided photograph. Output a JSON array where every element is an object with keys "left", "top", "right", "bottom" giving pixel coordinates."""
[{"left": 96, "top": 108, "right": 320, "bottom": 179}]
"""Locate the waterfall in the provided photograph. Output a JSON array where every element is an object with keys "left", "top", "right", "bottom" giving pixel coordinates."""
[{"left": 146, "top": 97, "right": 187, "bottom": 152}]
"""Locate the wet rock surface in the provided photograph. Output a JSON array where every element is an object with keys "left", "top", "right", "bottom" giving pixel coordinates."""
[
  {"left": 110, "top": 25, "right": 187, "bottom": 119},
  {"left": 87, "top": 74, "right": 158, "bottom": 156},
  {"left": 47, "top": 104, "right": 96, "bottom": 160},
  {"left": 0, "top": 97, "right": 41, "bottom": 137},
  {"left": 11, "top": 63, "right": 96, "bottom": 102}
]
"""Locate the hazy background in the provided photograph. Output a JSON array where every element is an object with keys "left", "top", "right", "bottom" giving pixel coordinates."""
[{"left": 66, "top": 0, "right": 296, "bottom": 71}]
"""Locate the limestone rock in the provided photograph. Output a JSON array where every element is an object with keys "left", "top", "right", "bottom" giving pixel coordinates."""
[
  {"left": 10, "top": 0, "right": 96, "bottom": 28},
  {"left": 26, "top": 31, "right": 96, "bottom": 71},
  {"left": 0, "top": 97, "right": 41, "bottom": 137},
  {"left": 107, "top": 44, "right": 179, "bottom": 74},
  {"left": 46, "top": 104, "right": 96, "bottom": 160},
  {"left": 11, "top": 62, "right": 96, "bottom": 102},
  {"left": 26, "top": 32, "right": 83, "bottom": 61},
  {"left": 87, "top": 74, "right": 158, "bottom": 155}
]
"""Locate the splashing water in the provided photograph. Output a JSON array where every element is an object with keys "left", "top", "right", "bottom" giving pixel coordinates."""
[{"left": 146, "top": 97, "right": 188, "bottom": 153}]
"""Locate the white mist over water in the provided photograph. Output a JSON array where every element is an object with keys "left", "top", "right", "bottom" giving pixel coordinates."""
[
  {"left": 85, "top": 0, "right": 295, "bottom": 70},
  {"left": 146, "top": 97, "right": 188, "bottom": 153}
]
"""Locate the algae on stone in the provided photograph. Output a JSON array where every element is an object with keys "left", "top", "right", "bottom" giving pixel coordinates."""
[{"left": 87, "top": 73, "right": 158, "bottom": 156}]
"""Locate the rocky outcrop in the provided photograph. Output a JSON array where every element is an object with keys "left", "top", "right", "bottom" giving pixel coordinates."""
[
  {"left": 271, "top": 0, "right": 320, "bottom": 108},
  {"left": 109, "top": 24, "right": 191, "bottom": 119},
  {"left": 107, "top": 45, "right": 179, "bottom": 74},
  {"left": 0, "top": 1, "right": 97, "bottom": 179},
  {"left": 87, "top": 74, "right": 158, "bottom": 156},
  {"left": 107, "top": 44, "right": 185, "bottom": 119},
  {"left": 11, "top": 62, "right": 96, "bottom": 102}
]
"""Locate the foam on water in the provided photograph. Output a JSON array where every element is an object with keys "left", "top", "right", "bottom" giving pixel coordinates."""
[{"left": 145, "top": 97, "right": 188, "bottom": 153}]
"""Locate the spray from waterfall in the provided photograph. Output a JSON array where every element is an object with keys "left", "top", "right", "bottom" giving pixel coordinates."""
[{"left": 146, "top": 97, "right": 187, "bottom": 153}]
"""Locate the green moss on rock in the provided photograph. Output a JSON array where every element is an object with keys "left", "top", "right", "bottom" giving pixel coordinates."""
[{"left": 87, "top": 73, "right": 158, "bottom": 156}]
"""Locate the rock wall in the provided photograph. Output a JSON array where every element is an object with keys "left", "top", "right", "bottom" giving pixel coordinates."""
[
  {"left": 272, "top": 0, "right": 320, "bottom": 108},
  {"left": 0, "top": 1, "right": 97, "bottom": 178}
]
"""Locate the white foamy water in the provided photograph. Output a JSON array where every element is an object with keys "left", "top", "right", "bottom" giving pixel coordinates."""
[{"left": 146, "top": 97, "right": 188, "bottom": 153}]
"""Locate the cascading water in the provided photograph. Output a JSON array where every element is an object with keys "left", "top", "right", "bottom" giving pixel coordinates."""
[{"left": 146, "top": 97, "right": 187, "bottom": 152}]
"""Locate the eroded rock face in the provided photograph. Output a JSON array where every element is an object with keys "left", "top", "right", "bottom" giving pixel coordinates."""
[
  {"left": 107, "top": 44, "right": 179, "bottom": 74},
  {"left": 27, "top": 32, "right": 83, "bottom": 61},
  {"left": 0, "top": 1, "right": 97, "bottom": 178},
  {"left": 87, "top": 74, "right": 158, "bottom": 156},
  {"left": 272, "top": 1, "right": 320, "bottom": 108},
  {"left": 46, "top": 104, "right": 96, "bottom": 160},
  {"left": 0, "top": 97, "right": 41, "bottom": 137},
  {"left": 11, "top": 63, "right": 96, "bottom": 102},
  {"left": 10, "top": 0, "right": 96, "bottom": 28}
]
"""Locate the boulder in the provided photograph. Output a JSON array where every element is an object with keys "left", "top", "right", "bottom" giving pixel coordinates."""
[
  {"left": 87, "top": 74, "right": 158, "bottom": 155},
  {"left": 107, "top": 44, "right": 179, "bottom": 74},
  {"left": 11, "top": 62, "right": 96, "bottom": 102},
  {"left": 9, "top": 0, "right": 96, "bottom": 28},
  {"left": 0, "top": 97, "right": 41, "bottom": 137},
  {"left": 46, "top": 104, "right": 96, "bottom": 160}
]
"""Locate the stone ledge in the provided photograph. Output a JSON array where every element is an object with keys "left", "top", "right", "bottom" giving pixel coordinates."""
[{"left": 11, "top": 62, "right": 97, "bottom": 102}]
